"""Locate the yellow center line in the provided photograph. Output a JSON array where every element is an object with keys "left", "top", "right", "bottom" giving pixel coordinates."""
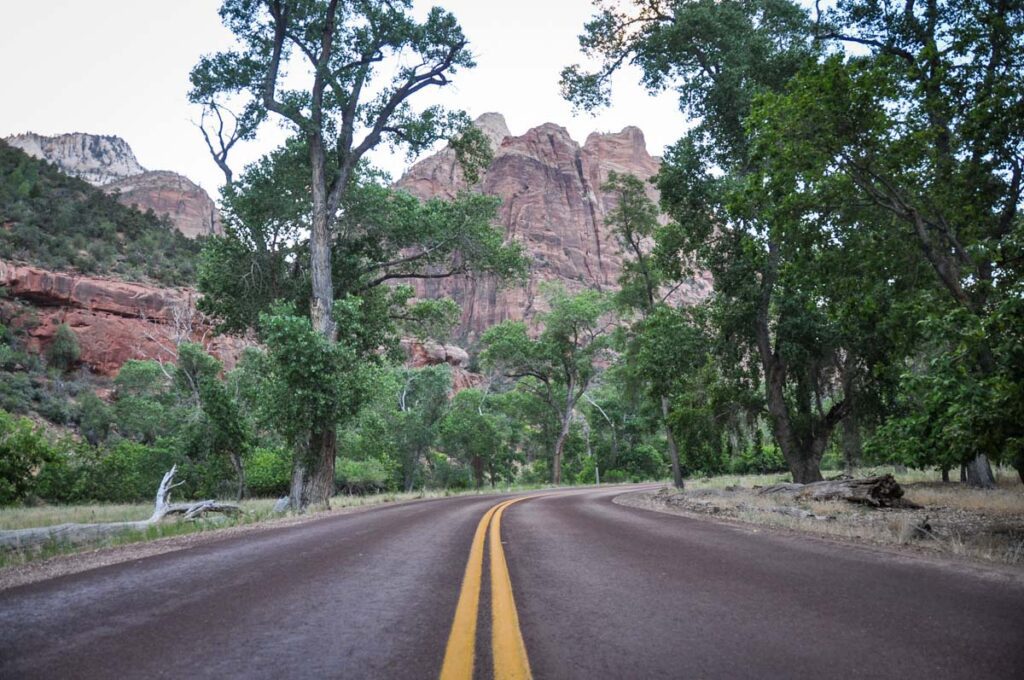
[
  {"left": 439, "top": 496, "right": 537, "bottom": 680},
  {"left": 489, "top": 499, "right": 533, "bottom": 680}
]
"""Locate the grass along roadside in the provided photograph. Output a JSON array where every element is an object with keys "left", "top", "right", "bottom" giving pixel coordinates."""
[
  {"left": 0, "top": 483, "right": 560, "bottom": 569},
  {"left": 618, "top": 466, "right": 1024, "bottom": 567}
]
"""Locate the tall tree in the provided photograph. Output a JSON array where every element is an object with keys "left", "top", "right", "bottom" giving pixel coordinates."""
[
  {"left": 603, "top": 172, "right": 685, "bottom": 488},
  {"left": 742, "top": 0, "right": 1024, "bottom": 485},
  {"left": 481, "top": 286, "right": 614, "bottom": 484},
  {"left": 564, "top": 0, "right": 862, "bottom": 483},
  {"left": 191, "top": 1, "right": 521, "bottom": 508}
]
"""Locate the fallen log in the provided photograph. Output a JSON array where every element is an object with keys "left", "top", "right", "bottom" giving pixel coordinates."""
[
  {"left": 0, "top": 466, "right": 241, "bottom": 551},
  {"left": 758, "top": 474, "right": 908, "bottom": 508}
]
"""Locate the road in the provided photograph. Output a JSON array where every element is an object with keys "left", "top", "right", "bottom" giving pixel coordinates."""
[{"left": 1, "top": 486, "right": 1022, "bottom": 679}]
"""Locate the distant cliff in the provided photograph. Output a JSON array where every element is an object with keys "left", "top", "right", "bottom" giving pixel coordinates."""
[
  {"left": 4, "top": 132, "right": 221, "bottom": 239},
  {"left": 395, "top": 113, "right": 711, "bottom": 339}
]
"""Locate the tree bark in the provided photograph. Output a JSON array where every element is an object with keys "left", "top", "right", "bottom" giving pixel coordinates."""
[
  {"left": 552, "top": 410, "right": 572, "bottom": 485},
  {"left": 661, "top": 395, "right": 684, "bottom": 489},
  {"left": 290, "top": 429, "right": 337, "bottom": 511},
  {"left": 964, "top": 453, "right": 996, "bottom": 489},
  {"left": 841, "top": 413, "right": 861, "bottom": 474},
  {"left": 229, "top": 451, "right": 247, "bottom": 501},
  {"left": 759, "top": 474, "right": 908, "bottom": 508}
]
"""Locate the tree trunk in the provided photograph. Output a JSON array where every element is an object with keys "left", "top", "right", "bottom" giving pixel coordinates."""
[
  {"left": 472, "top": 456, "right": 484, "bottom": 489},
  {"left": 964, "top": 453, "right": 996, "bottom": 489},
  {"left": 553, "top": 410, "right": 572, "bottom": 485},
  {"left": 841, "top": 414, "right": 861, "bottom": 475},
  {"left": 229, "top": 451, "right": 247, "bottom": 501},
  {"left": 759, "top": 474, "right": 908, "bottom": 508},
  {"left": 290, "top": 429, "right": 336, "bottom": 511},
  {"left": 941, "top": 466, "right": 950, "bottom": 483},
  {"left": 661, "top": 395, "right": 684, "bottom": 489},
  {"left": 0, "top": 466, "right": 240, "bottom": 550}
]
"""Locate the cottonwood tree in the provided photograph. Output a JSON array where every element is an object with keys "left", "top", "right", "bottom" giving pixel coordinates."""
[
  {"left": 742, "top": 0, "right": 1024, "bottom": 486},
  {"left": 564, "top": 0, "right": 859, "bottom": 484},
  {"left": 481, "top": 286, "right": 614, "bottom": 484},
  {"left": 190, "top": 1, "right": 524, "bottom": 508},
  {"left": 603, "top": 172, "right": 686, "bottom": 487}
]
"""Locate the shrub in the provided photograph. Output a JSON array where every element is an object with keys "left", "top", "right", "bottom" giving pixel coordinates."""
[
  {"left": 246, "top": 447, "right": 292, "bottom": 497},
  {"left": 0, "top": 409, "right": 56, "bottom": 505},
  {"left": 46, "top": 324, "right": 81, "bottom": 373},
  {"left": 336, "top": 458, "right": 389, "bottom": 495}
]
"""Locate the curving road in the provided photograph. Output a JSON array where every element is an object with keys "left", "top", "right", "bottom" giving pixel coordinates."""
[{"left": 1, "top": 486, "right": 1022, "bottom": 679}]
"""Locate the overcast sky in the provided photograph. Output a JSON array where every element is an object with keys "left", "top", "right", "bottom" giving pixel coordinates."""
[{"left": 0, "top": 0, "right": 690, "bottom": 194}]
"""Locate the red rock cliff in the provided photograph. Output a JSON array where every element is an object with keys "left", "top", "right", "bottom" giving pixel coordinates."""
[
  {"left": 0, "top": 260, "right": 246, "bottom": 376},
  {"left": 395, "top": 114, "right": 711, "bottom": 339}
]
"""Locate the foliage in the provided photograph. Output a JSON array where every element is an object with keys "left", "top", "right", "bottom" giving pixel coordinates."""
[
  {"left": 244, "top": 447, "right": 292, "bottom": 497},
  {"left": 335, "top": 459, "right": 389, "bottom": 495},
  {"left": 481, "top": 285, "right": 614, "bottom": 483},
  {"left": 0, "top": 141, "right": 202, "bottom": 285},
  {"left": 0, "top": 410, "right": 56, "bottom": 505},
  {"left": 46, "top": 324, "right": 80, "bottom": 373}
]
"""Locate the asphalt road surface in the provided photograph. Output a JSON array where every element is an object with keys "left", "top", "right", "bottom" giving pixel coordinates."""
[{"left": 2, "top": 486, "right": 1022, "bottom": 679}]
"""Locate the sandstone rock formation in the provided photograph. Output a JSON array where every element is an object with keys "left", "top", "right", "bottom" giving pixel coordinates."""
[
  {"left": 4, "top": 132, "right": 222, "bottom": 239},
  {"left": 106, "top": 171, "right": 222, "bottom": 239},
  {"left": 400, "top": 338, "right": 481, "bottom": 392},
  {"left": 0, "top": 259, "right": 247, "bottom": 376},
  {"left": 395, "top": 114, "right": 711, "bottom": 339}
]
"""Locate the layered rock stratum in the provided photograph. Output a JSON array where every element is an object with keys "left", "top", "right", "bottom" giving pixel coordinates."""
[
  {"left": 4, "top": 132, "right": 221, "bottom": 239},
  {"left": 0, "top": 259, "right": 247, "bottom": 376},
  {"left": 395, "top": 113, "right": 711, "bottom": 339}
]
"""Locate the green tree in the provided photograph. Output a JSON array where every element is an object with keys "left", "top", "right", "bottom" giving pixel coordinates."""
[
  {"left": 604, "top": 171, "right": 687, "bottom": 487},
  {"left": 440, "top": 388, "right": 512, "bottom": 488},
  {"left": 481, "top": 286, "right": 614, "bottom": 484},
  {"left": 741, "top": 1, "right": 1024, "bottom": 485},
  {"left": 191, "top": 2, "right": 525, "bottom": 507},
  {"left": 565, "top": 0, "right": 860, "bottom": 483},
  {"left": 0, "top": 409, "right": 55, "bottom": 505},
  {"left": 393, "top": 365, "right": 452, "bottom": 491}
]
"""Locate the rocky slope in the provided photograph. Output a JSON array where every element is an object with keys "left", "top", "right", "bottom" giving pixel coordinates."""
[
  {"left": 395, "top": 113, "right": 711, "bottom": 339},
  {"left": 4, "top": 132, "right": 221, "bottom": 239}
]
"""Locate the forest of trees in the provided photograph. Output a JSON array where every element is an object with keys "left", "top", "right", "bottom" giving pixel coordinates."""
[{"left": 1, "top": 0, "right": 1021, "bottom": 508}]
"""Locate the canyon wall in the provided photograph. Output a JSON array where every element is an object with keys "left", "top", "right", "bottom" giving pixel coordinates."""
[{"left": 395, "top": 113, "right": 711, "bottom": 340}]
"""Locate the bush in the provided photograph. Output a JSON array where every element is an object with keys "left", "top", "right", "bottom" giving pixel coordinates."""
[
  {"left": 46, "top": 324, "right": 80, "bottom": 372},
  {"left": 246, "top": 447, "right": 292, "bottom": 497},
  {"left": 77, "top": 391, "right": 113, "bottom": 445},
  {"left": 336, "top": 458, "right": 389, "bottom": 495},
  {"left": 616, "top": 444, "right": 668, "bottom": 481},
  {"left": 730, "top": 442, "right": 787, "bottom": 475},
  {"left": 0, "top": 409, "right": 56, "bottom": 505}
]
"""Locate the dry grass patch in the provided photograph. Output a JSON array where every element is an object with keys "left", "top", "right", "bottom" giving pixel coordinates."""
[{"left": 620, "top": 466, "right": 1024, "bottom": 568}]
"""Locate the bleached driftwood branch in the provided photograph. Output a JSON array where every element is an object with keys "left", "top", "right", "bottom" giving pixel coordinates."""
[{"left": 0, "top": 466, "right": 241, "bottom": 551}]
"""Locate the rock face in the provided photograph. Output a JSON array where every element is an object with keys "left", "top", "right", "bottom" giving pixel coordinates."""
[
  {"left": 4, "top": 132, "right": 221, "bottom": 239},
  {"left": 5, "top": 132, "right": 145, "bottom": 186},
  {"left": 400, "top": 338, "right": 481, "bottom": 392},
  {"left": 0, "top": 259, "right": 247, "bottom": 376},
  {"left": 106, "top": 171, "right": 222, "bottom": 239},
  {"left": 395, "top": 113, "right": 711, "bottom": 339}
]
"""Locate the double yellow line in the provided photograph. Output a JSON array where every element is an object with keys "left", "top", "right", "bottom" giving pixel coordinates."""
[{"left": 440, "top": 496, "right": 535, "bottom": 680}]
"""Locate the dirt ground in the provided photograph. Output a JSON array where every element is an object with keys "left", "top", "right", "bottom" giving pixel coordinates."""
[{"left": 618, "top": 478, "right": 1024, "bottom": 568}]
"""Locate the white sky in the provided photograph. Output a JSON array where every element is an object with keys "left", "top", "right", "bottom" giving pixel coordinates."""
[{"left": 0, "top": 0, "right": 690, "bottom": 194}]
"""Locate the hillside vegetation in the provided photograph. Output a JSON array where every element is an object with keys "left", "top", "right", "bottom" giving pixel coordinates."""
[{"left": 0, "top": 140, "right": 201, "bottom": 285}]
